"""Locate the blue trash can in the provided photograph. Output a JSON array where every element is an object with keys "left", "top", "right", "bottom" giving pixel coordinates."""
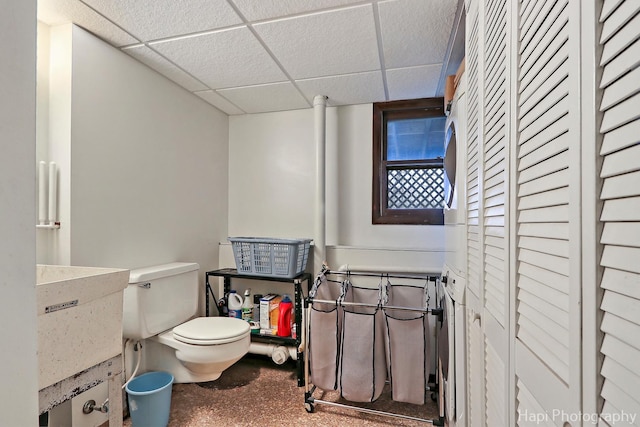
[{"left": 125, "top": 371, "right": 174, "bottom": 427}]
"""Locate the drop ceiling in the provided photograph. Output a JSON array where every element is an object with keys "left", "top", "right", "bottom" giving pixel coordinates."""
[{"left": 37, "top": 0, "right": 465, "bottom": 115}]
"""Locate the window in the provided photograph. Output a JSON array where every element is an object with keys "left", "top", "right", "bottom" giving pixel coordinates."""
[{"left": 372, "top": 98, "right": 446, "bottom": 225}]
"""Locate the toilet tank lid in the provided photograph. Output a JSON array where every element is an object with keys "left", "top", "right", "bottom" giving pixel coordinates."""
[{"left": 129, "top": 262, "right": 199, "bottom": 284}]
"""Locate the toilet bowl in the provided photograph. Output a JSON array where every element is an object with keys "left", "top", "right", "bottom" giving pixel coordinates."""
[
  {"left": 123, "top": 262, "right": 250, "bottom": 383},
  {"left": 145, "top": 317, "right": 250, "bottom": 383}
]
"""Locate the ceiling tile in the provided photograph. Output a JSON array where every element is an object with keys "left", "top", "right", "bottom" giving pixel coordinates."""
[
  {"left": 253, "top": 5, "right": 380, "bottom": 80},
  {"left": 296, "top": 72, "right": 386, "bottom": 106},
  {"left": 150, "top": 27, "right": 287, "bottom": 90},
  {"left": 378, "top": 0, "right": 457, "bottom": 68},
  {"left": 194, "top": 90, "right": 245, "bottom": 115},
  {"left": 82, "top": 0, "right": 242, "bottom": 41},
  {"left": 37, "top": 0, "right": 139, "bottom": 46},
  {"left": 122, "top": 45, "right": 208, "bottom": 92},
  {"left": 232, "top": 0, "right": 364, "bottom": 21},
  {"left": 386, "top": 64, "right": 442, "bottom": 100},
  {"left": 37, "top": 0, "right": 459, "bottom": 115},
  {"left": 218, "top": 83, "right": 311, "bottom": 114}
]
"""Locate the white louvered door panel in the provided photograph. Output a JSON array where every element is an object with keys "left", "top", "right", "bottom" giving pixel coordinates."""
[
  {"left": 598, "top": 0, "right": 640, "bottom": 425},
  {"left": 465, "top": 2, "right": 486, "bottom": 423},
  {"left": 514, "top": 0, "right": 582, "bottom": 423},
  {"left": 485, "top": 339, "right": 507, "bottom": 427},
  {"left": 516, "top": 379, "right": 557, "bottom": 427},
  {"left": 467, "top": 0, "right": 482, "bottom": 300},
  {"left": 482, "top": 0, "right": 511, "bottom": 425},
  {"left": 483, "top": 0, "right": 508, "bottom": 328},
  {"left": 465, "top": 0, "right": 486, "bottom": 427}
]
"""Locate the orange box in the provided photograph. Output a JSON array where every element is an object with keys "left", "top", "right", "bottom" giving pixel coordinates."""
[{"left": 259, "top": 294, "right": 281, "bottom": 333}]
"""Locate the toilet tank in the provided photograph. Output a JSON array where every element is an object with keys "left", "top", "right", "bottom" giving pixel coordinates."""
[{"left": 123, "top": 262, "right": 200, "bottom": 339}]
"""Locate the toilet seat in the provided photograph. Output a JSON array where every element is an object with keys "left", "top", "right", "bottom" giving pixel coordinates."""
[{"left": 173, "top": 317, "right": 250, "bottom": 345}]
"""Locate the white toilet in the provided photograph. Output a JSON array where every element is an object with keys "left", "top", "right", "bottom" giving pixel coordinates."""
[{"left": 123, "top": 262, "right": 250, "bottom": 383}]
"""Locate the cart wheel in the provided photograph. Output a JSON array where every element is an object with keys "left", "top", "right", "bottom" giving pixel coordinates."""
[
  {"left": 304, "top": 402, "right": 315, "bottom": 413},
  {"left": 431, "top": 392, "right": 438, "bottom": 402}
]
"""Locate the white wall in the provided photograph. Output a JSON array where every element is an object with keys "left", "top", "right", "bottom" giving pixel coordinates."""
[
  {"left": 36, "top": 23, "right": 230, "bottom": 427},
  {"left": 228, "top": 103, "right": 445, "bottom": 273},
  {"left": 39, "top": 24, "right": 229, "bottom": 277},
  {"left": 228, "top": 108, "right": 314, "bottom": 239},
  {"left": 329, "top": 104, "right": 445, "bottom": 250},
  {"left": 0, "top": 0, "right": 39, "bottom": 425},
  {"left": 36, "top": 21, "right": 58, "bottom": 265},
  {"left": 43, "top": 24, "right": 73, "bottom": 265}
]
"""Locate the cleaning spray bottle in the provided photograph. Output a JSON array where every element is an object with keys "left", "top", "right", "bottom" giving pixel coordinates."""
[{"left": 242, "top": 289, "right": 253, "bottom": 322}]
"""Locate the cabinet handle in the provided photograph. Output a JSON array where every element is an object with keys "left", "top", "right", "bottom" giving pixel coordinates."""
[{"left": 473, "top": 311, "right": 481, "bottom": 326}]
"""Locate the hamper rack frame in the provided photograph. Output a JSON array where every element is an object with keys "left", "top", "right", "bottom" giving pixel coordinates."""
[{"left": 303, "top": 268, "right": 444, "bottom": 426}]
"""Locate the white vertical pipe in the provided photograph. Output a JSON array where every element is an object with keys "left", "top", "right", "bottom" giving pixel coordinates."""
[
  {"left": 48, "top": 161, "right": 57, "bottom": 224},
  {"left": 38, "top": 161, "right": 47, "bottom": 225},
  {"left": 314, "top": 95, "right": 328, "bottom": 270}
]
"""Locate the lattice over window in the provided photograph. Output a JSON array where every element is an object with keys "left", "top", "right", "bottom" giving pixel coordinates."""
[{"left": 387, "top": 168, "right": 444, "bottom": 209}]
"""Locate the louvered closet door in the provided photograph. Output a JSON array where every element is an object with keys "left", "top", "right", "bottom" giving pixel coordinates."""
[
  {"left": 465, "top": 1, "right": 513, "bottom": 425},
  {"left": 465, "top": 1, "right": 485, "bottom": 425},
  {"left": 598, "top": 0, "right": 640, "bottom": 424},
  {"left": 514, "top": 0, "right": 582, "bottom": 423},
  {"left": 482, "top": 0, "right": 510, "bottom": 426}
]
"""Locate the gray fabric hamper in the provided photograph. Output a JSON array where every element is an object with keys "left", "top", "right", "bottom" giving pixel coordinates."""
[
  {"left": 384, "top": 283, "right": 431, "bottom": 405},
  {"left": 309, "top": 273, "right": 344, "bottom": 391},
  {"left": 339, "top": 283, "right": 387, "bottom": 402}
]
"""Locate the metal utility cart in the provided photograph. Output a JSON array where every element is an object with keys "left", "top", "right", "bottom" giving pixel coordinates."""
[
  {"left": 205, "top": 268, "right": 312, "bottom": 386},
  {"left": 303, "top": 268, "right": 444, "bottom": 425}
]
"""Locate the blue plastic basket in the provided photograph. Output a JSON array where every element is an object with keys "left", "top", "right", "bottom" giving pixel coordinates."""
[
  {"left": 125, "top": 371, "right": 174, "bottom": 427},
  {"left": 229, "top": 237, "right": 312, "bottom": 278}
]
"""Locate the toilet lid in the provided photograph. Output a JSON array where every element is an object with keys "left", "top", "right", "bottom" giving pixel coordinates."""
[{"left": 173, "top": 317, "right": 250, "bottom": 345}]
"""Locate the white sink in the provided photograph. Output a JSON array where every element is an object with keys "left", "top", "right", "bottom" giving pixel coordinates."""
[{"left": 36, "top": 265, "right": 129, "bottom": 390}]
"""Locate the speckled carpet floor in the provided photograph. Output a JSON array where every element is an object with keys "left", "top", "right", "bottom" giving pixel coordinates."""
[{"left": 122, "top": 354, "right": 440, "bottom": 426}]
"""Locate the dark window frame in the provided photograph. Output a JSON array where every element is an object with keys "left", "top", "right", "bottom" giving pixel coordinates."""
[{"left": 372, "top": 98, "right": 445, "bottom": 225}]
